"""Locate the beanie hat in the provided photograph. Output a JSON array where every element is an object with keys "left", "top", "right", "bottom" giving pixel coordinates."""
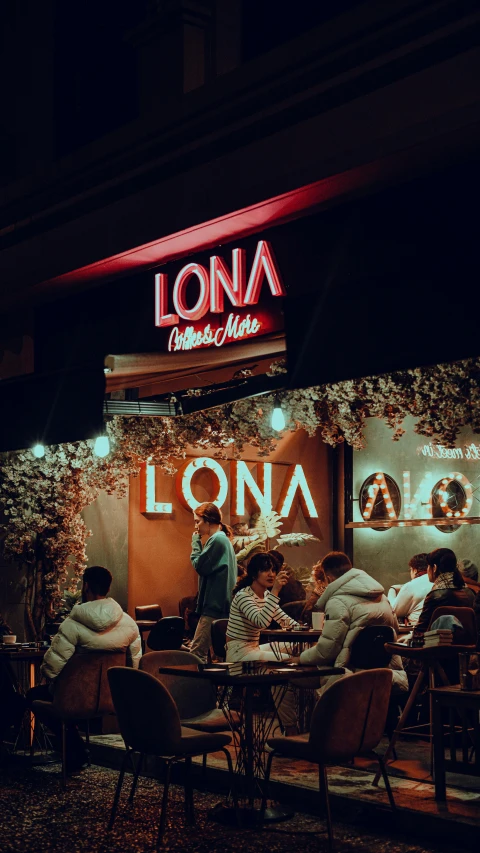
[{"left": 458, "top": 559, "right": 479, "bottom": 581}]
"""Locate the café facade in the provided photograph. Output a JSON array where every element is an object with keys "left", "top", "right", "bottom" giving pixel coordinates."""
[{"left": 1, "top": 160, "right": 477, "bottom": 631}]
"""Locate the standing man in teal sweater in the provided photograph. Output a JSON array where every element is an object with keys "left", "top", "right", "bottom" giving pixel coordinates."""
[{"left": 190, "top": 502, "right": 237, "bottom": 663}]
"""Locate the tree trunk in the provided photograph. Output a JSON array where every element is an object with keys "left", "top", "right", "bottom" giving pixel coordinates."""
[
  {"left": 24, "top": 562, "right": 36, "bottom": 642},
  {"left": 32, "top": 558, "right": 45, "bottom": 640}
]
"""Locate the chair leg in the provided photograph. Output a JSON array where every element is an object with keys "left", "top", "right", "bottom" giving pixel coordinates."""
[
  {"left": 202, "top": 753, "right": 207, "bottom": 778},
  {"left": 61, "top": 721, "right": 67, "bottom": 790},
  {"left": 319, "top": 765, "right": 334, "bottom": 851},
  {"left": 157, "top": 759, "right": 172, "bottom": 847},
  {"left": 85, "top": 722, "right": 91, "bottom": 766},
  {"left": 108, "top": 749, "right": 130, "bottom": 831},
  {"left": 376, "top": 754, "right": 396, "bottom": 812},
  {"left": 128, "top": 752, "right": 144, "bottom": 803},
  {"left": 184, "top": 756, "right": 195, "bottom": 825},
  {"left": 372, "top": 667, "right": 426, "bottom": 785},
  {"left": 259, "top": 749, "right": 275, "bottom": 822},
  {"left": 222, "top": 747, "right": 239, "bottom": 810}
]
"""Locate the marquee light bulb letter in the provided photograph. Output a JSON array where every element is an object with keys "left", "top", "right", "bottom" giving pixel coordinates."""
[
  {"left": 436, "top": 471, "right": 473, "bottom": 519},
  {"left": 276, "top": 464, "right": 318, "bottom": 518},
  {"left": 176, "top": 457, "right": 228, "bottom": 511},
  {"left": 230, "top": 461, "right": 273, "bottom": 516},
  {"left": 173, "top": 263, "right": 210, "bottom": 322},
  {"left": 139, "top": 461, "right": 173, "bottom": 514}
]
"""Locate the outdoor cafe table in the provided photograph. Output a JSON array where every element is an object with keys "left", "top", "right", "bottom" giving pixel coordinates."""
[
  {"left": 158, "top": 661, "right": 343, "bottom": 825},
  {"left": 259, "top": 628, "right": 322, "bottom": 660},
  {"left": 0, "top": 645, "right": 47, "bottom": 747}
]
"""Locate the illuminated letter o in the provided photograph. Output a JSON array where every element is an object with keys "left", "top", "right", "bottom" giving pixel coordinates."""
[
  {"left": 176, "top": 457, "right": 228, "bottom": 511},
  {"left": 173, "top": 263, "right": 210, "bottom": 321}
]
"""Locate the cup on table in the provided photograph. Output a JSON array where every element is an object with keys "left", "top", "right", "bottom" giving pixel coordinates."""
[
  {"left": 2, "top": 635, "right": 17, "bottom": 644},
  {"left": 311, "top": 612, "right": 325, "bottom": 631}
]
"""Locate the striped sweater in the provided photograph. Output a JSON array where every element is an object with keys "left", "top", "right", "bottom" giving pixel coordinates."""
[{"left": 227, "top": 586, "right": 299, "bottom": 643}]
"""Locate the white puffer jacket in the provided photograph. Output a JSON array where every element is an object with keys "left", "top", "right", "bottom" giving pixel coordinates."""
[
  {"left": 41, "top": 598, "right": 142, "bottom": 681},
  {"left": 299, "top": 568, "right": 407, "bottom": 692}
]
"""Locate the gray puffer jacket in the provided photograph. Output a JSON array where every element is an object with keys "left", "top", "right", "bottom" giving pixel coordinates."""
[{"left": 299, "top": 568, "right": 407, "bottom": 691}]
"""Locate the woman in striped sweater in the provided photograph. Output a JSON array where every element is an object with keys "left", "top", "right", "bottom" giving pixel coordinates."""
[
  {"left": 226, "top": 553, "right": 300, "bottom": 662},
  {"left": 226, "top": 552, "right": 300, "bottom": 735}
]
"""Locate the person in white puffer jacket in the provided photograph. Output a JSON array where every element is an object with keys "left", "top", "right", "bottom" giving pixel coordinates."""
[
  {"left": 29, "top": 565, "right": 141, "bottom": 772},
  {"left": 299, "top": 551, "right": 408, "bottom": 694}
]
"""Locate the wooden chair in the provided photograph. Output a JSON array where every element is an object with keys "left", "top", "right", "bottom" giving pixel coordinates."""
[
  {"left": 107, "top": 667, "right": 235, "bottom": 847},
  {"left": 262, "top": 669, "right": 395, "bottom": 850},
  {"left": 31, "top": 650, "right": 126, "bottom": 788},
  {"left": 373, "top": 606, "right": 477, "bottom": 784}
]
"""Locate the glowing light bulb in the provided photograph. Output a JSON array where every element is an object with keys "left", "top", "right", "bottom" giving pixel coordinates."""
[
  {"left": 94, "top": 435, "right": 110, "bottom": 458},
  {"left": 271, "top": 405, "right": 286, "bottom": 432},
  {"left": 32, "top": 444, "right": 45, "bottom": 459}
]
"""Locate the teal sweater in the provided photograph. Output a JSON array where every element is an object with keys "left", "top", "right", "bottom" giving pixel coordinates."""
[{"left": 190, "top": 530, "right": 237, "bottom": 619}]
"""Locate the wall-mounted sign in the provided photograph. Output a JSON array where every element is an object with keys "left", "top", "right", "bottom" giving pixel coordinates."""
[
  {"left": 359, "top": 469, "right": 474, "bottom": 532},
  {"left": 154, "top": 240, "right": 286, "bottom": 351},
  {"left": 419, "top": 442, "right": 480, "bottom": 461},
  {"left": 140, "top": 457, "right": 318, "bottom": 519}
]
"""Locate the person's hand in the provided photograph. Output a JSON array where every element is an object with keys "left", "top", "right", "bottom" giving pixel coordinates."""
[
  {"left": 271, "top": 569, "right": 289, "bottom": 596},
  {"left": 288, "top": 656, "right": 300, "bottom": 665}
]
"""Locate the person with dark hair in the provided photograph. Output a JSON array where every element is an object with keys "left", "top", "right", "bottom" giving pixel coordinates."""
[
  {"left": 226, "top": 553, "right": 299, "bottom": 662},
  {"left": 227, "top": 552, "right": 300, "bottom": 735},
  {"left": 27, "top": 566, "right": 141, "bottom": 772},
  {"left": 458, "top": 558, "right": 480, "bottom": 596},
  {"left": 190, "top": 502, "right": 237, "bottom": 662},
  {"left": 413, "top": 548, "right": 475, "bottom": 639},
  {"left": 390, "top": 553, "right": 433, "bottom": 627},
  {"left": 266, "top": 550, "right": 306, "bottom": 609},
  {"left": 298, "top": 552, "right": 407, "bottom": 692}
]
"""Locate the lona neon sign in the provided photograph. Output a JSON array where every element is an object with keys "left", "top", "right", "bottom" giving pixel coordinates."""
[
  {"left": 140, "top": 458, "right": 318, "bottom": 519},
  {"left": 155, "top": 241, "right": 286, "bottom": 346}
]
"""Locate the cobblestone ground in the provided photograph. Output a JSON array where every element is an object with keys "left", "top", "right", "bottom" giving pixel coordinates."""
[{"left": 0, "top": 761, "right": 453, "bottom": 853}]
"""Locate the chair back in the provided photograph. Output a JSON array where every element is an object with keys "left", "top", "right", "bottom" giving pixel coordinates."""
[
  {"left": 309, "top": 669, "right": 393, "bottom": 763},
  {"left": 135, "top": 604, "right": 163, "bottom": 622},
  {"left": 211, "top": 619, "right": 229, "bottom": 660},
  {"left": 108, "top": 667, "right": 183, "bottom": 754},
  {"left": 429, "top": 606, "right": 477, "bottom": 644},
  {"left": 140, "top": 650, "right": 216, "bottom": 719},
  {"left": 52, "top": 651, "right": 126, "bottom": 719},
  {"left": 281, "top": 601, "right": 307, "bottom": 623},
  {"left": 349, "top": 625, "right": 395, "bottom": 670},
  {"left": 146, "top": 616, "right": 184, "bottom": 651}
]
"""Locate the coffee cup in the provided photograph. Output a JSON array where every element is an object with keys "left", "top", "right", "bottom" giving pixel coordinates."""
[
  {"left": 2, "top": 635, "right": 17, "bottom": 644},
  {"left": 311, "top": 612, "right": 325, "bottom": 631}
]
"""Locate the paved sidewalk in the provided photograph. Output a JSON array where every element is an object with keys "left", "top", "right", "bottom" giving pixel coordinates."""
[{"left": 0, "top": 760, "right": 461, "bottom": 853}]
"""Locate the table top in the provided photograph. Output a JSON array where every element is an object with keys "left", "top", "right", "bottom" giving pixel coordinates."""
[
  {"left": 158, "top": 662, "right": 344, "bottom": 685},
  {"left": 259, "top": 628, "right": 322, "bottom": 642},
  {"left": 430, "top": 684, "right": 480, "bottom": 698},
  {"left": 0, "top": 646, "right": 46, "bottom": 660},
  {"left": 385, "top": 642, "right": 477, "bottom": 660}
]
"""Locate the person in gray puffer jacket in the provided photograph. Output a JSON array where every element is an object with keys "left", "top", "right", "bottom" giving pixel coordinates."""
[{"left": 299, "top": 551, "right": 408, "bottom": 693}]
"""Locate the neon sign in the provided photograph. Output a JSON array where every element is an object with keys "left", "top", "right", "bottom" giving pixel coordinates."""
[
  {"left": 140, "top": 458, "right": 318, "bottom": 519},
  {"left": 168, "top": 312, "right": 261, "bottom": 352},
  {"left": 155, "top": 241, "right": 286, "bottom": 349}
]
